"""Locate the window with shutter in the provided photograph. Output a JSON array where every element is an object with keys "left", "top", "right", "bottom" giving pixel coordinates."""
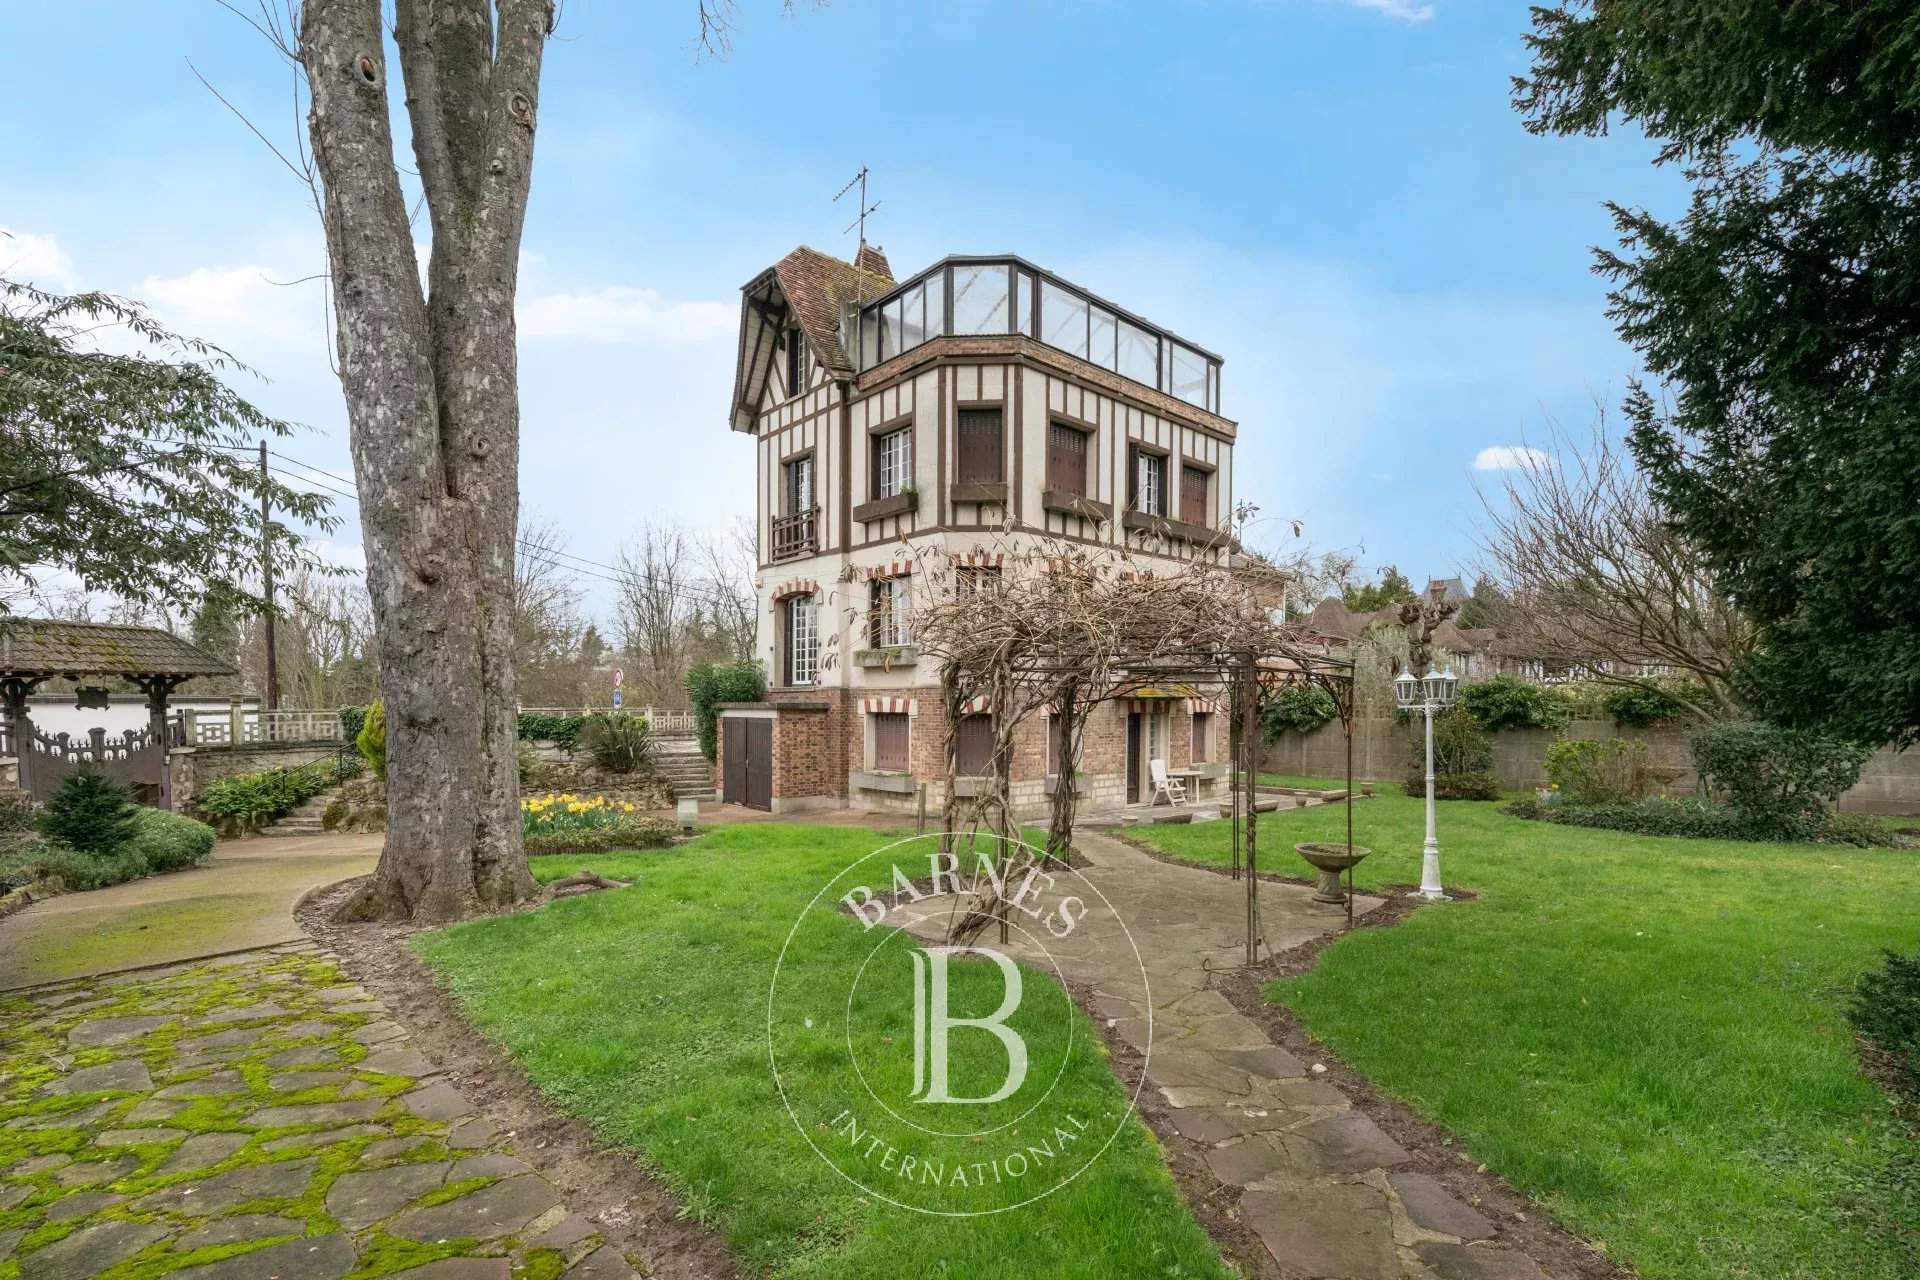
[
  {"left": 955, "top": 714, "right": 995, "bottom": 775},
  {"left": 1191, "top": 712, "right": 1212, "bottom": 763},
  {"left": 869, "top": 577, "right": 913, "bottom": 648},
  {"left": 1047, "top": 422, "right": 1089, "bottom": 495},
  {"left": 956, "top": 408, "right": 1004, "bottom": 482},
  {"left": 872, "top": 427, "right": 913, "bottom": 498},
  {"left": 872, "top": 713, "right": 910, "bottom": 770},
  {"left": 1130, "top": 447, "right": 1166, "bottom": 516},
  {"left": 1181, "top": 464, "right": 1209, "bottom": 526}
]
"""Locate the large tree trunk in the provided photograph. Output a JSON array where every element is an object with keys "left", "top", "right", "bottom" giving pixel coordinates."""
[{"left": 301, "top": 0, "right": 549, "bottom": 921}]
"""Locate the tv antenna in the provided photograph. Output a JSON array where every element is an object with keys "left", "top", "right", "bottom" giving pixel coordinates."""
[{"left": 835, "top": 165, "right": 881, "bottom": 244}]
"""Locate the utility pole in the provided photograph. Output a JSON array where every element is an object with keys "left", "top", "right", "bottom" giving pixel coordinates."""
[{"left": 259, "top": 441, "right": 279, "bottom": 712}]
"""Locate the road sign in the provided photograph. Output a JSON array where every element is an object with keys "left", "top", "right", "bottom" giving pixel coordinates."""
[
  {"left": 612, "top": 666, "right": 624, "bottom": 688},
  {"left": 612, "top": 688, "right": 623, "bottom": 709}
]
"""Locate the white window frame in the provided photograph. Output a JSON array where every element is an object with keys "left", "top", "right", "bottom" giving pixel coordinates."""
[
  {"left": 873, "top": 576, "right": 913, "bottom": 647},
  {"left": 786, "top": 594, "right": 818, "bottom": 686},
  {"left": 1135, "top": 449, "right": 1166, "bottom": 516},
  {"left": 875, "top": 427, "right": 913, "bottom": 498}
]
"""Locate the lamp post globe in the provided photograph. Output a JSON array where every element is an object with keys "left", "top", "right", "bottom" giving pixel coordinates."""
[{"left": 1393, "top": 669, "right": 1419, "bottom": 709}]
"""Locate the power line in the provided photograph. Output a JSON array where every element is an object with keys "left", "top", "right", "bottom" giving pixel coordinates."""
[{"left": 255, "top": 451, "right": 755, "bottom": 614}]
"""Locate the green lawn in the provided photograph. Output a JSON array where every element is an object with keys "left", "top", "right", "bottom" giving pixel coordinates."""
[
  {"left": 421, "top": 826, "right": 1229, "bottom": 1280},
  {"left": 1129, "top": 783, "right": 1920, "bottom": 1280}
]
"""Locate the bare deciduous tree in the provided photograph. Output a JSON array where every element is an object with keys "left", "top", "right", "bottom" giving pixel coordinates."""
[
  {"left": 699, "top": 516, "right": 758, "bottom": 663},
  {"left": 1475, "top": 418, "right": 1751, "bottom": 719},
  {"left": 616, "top": 525, "right": 697, "bottom": 706},
  {"left": 512, "top": 516, "right": 588, "bottom": 705}
]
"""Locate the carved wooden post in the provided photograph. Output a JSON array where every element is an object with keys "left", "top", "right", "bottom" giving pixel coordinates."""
[
  {"left": 2, "top": 677, "right": 36, "bottom": 800},
  {"left": 145, "top": 678, "right": 175, "bottom": 810}
]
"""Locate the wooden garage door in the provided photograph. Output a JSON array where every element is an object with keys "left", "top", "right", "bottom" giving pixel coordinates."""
[{"left": 744, "top": 719, "right": 772, "bottom": 811}]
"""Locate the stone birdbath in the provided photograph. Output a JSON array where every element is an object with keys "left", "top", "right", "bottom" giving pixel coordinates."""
[{"left": 1296, "top": 842, "right": 1371, "bottom": 904}]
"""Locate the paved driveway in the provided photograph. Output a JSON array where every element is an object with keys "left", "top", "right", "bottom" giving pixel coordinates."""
[{"left": 0, "top": 834, "right": 379, "bottom": 992}]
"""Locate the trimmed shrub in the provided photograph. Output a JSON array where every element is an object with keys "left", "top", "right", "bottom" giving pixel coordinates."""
[
  {"left": 580, "top": 712, "right": 651, "bottom": 774},
  {"left": 525, "top": 815, "right": 675, "bottom": 856},
  {"left": 1544, "top": 737, "right": 1651, "bottom": 806},
  {"left": 1405, "top": 708, "right": 1500, "bottom": 800},
  {"left": 124, "top": 808, "right": 216, "bottom": 874},
  {"left": 10, "top": 841, "right": 147, "bottom": 892},
  {"left": 687, "top": 660, "right": 767, "bottom": 762},
  {"left": 1459, "top": 676, "right": 1572, "bottom": 732},
  {"left": 38, "top": 772, "right": 136, "bottom": 855},
  {"left": 357, "top": 698, "right": 387, "bottom": 777},
  {"left": 1262, "top": 685, "right": 1337, "bottom": 738},
  {"left": 1502, "top": 794, "right": 1902, "bottom": 846},
  {"left": 338, "top": 703, "right": 369, "bottom": 744},
  {"left": 1850, "top": 947, "right": 1920, "bottom": 1090},
  {"left": 517, "top": 712, "right": 586, "bottom": 753},
  {"left": 1602, "top": 679, "right": 1707, "bottom": 728},
  {"left": 1692, "top": 721, "right": 1873, "bottom": 827}
]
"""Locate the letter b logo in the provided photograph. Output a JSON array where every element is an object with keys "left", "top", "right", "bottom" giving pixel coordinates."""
[{"left": 908, "top": 946, "right": 1028, "bottom": 1105}]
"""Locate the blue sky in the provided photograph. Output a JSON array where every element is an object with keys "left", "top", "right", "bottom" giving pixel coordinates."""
[{"left": 1, "top": 0, "right": 1677, "bottom": 611}]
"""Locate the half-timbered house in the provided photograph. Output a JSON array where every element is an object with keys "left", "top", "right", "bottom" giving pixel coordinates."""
[{"left": 716, "top": 243, "right": 1237, "bottom": 815}]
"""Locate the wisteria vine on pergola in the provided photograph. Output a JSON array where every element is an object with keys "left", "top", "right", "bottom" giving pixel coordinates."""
[{"left": 884, "top": 511, "right": 1357, "bottom": 963}]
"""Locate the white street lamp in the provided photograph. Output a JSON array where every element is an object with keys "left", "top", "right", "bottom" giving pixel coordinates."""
[{"left": 1396, "top": 666, "right": 1458, "bottom": 901}]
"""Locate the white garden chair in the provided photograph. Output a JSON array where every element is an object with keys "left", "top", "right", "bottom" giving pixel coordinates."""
[{"left": 1149, "top": 758, "right": 1187, "bottom": 806}]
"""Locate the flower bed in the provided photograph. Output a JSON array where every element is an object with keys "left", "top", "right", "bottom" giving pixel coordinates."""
[{"left": 521, "top": 792, "right": 675, "bottom": 855}]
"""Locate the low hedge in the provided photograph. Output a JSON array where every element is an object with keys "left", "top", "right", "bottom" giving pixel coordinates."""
[
  {"left": 1504, "top": 794, "right": 1902, "bottom": 847},
  {"left": 1850, "top": 946, "right": 1920, "bottom": 1091},
  {"left": 525, "top": 814, "right": 676, "bottom": 856},
  {"left": 0, "top": 808, "right": 217, "bottom": 892},
  {"left": 518, "top": 712, "right": 587, "bottom": 752}
]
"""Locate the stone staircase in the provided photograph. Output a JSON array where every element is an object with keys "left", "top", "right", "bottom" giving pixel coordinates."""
[
  {"left": 260, "top": 788, "right": 338, "bottom": 837},
  {"left": 651, "top": 733, "right": 716, "bottom": 802}
]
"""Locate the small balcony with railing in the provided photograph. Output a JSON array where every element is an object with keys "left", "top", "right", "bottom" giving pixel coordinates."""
[
  {"left": 770, "top": 506, "right": 819, "bottom": 563},
  {"left": 844, "top": 256, "right": 1223, "bottom": 416}
]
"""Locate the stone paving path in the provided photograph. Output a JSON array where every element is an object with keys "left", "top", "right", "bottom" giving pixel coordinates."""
[
  {"left": 895, "top": 832, "right": 1552, "bottom": 1280},
  {"left": 0, "top": 942, "right": 636, "bottom": 1280}
]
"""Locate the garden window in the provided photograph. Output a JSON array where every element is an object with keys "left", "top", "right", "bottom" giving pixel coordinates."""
[
  {"left": 1041, "top": 280, "right": 1088, "bottom": 359},
  {"left": 956, "top": 407, "right": 1004, "bottom": 483},
  {"left": 951, "top": 263, "right": 1011, "bottom": 335},
  {"left": 955, "top": 713, "right": 995, "bottom": 776},
  {"left": 1191, "top": 711, "right": 1212, "bottom": 763},
  {"left": 1130, "top": 446, "right": 1167, "bottom": 516},
  {"left": 873, "top": 427, "right": 913, "bottom": 499},
  {"left": 872, "top": 712, "right": 910, "bottom": 771},
  {"left": 1117, "top": 320, "right": 1158, "bottom": 387},
  {"left": 784, "top": 594, "right": 818, "bottom": 686},
  {"left": 870, "top": 576, "right": 912, "bottom": 648},
  {"left": 1047, "top": 422, "right": 1089, "bottom": 496},
  {"left": 1180, "top": 464, "right": 1209, "bottom": 526}
]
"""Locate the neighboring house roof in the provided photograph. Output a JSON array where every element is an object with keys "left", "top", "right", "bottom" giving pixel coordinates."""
[
  {"left": 0, "top": 620, "right": 236, "bottom": 681},
  {"left": 1425, "top": 576, "right": 1467, "bottom": 605},
  {"left": 729, "top": 244, "right": 894, "bottom": 432}
]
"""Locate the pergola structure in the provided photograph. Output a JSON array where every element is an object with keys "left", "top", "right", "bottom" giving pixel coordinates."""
[
  {"left": 1103, "top": 645, "right": 1358, "bottom": 964},
  {"left": 918, "top": 544, "right": 1360, "bottom": 966},
  {"left": 0, "top": 620, "right": 235, "bottom": 809}
]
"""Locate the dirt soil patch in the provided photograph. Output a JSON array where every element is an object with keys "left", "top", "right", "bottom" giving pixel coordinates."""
[{"left": 296, "top": 876, "right": 739, "bottom": 1280}]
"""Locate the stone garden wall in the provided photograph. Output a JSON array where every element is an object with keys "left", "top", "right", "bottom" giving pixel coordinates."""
[
  {"left": 166, "top": 742, "right": 344, "bottom": 814},
  {"left": 1263, "top": 718, "right": 1920, "bottom": 816}
]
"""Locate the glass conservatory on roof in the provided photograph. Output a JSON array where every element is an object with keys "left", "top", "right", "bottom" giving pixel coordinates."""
[{"left": 846, "top": 255, "right": 1222, "bottom": 415}]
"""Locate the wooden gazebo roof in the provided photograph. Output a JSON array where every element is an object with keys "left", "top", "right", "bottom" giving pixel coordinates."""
[{"left": 0, "top": 620, "right": 235, "bottom": 681}]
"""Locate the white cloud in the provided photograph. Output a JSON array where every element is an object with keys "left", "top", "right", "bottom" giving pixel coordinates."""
[
  {"left": 1473, "top": 445, "right": 1552, "bottom": 472},
  {"left": 138, "top": 261, "right": 329, "bottom": 355},
  {"left": 1344, "top": 0, "right": 1436, "bottom": 22},
  {"left": 0, "top": 226, "right": 77, "bottom": 289},
  {"left": 519, "top": 287, "right": 734, "bottom": 344}
]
